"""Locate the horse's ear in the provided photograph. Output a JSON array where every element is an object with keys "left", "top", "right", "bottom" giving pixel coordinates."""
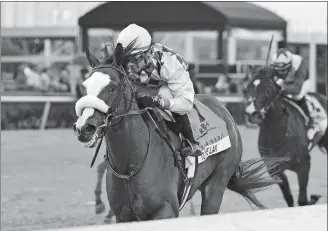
[
  {"left": 114, "top": 43, "right": 124, "bottom": 66},
  {"left": 85, "top": 47, "right": 100, "bottom": 68}
]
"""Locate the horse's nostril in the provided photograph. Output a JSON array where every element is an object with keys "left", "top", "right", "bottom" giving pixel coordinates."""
[
  {"left": 73, "top": 124, "right": 81, "bottom": 135},
  {"left": 85, "top": 124, "right": 96, "bottom": 133}
]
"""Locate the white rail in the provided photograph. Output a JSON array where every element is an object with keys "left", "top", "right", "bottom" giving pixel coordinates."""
[
  {"left": 1, "top": 95, "right": 76, "bottom": 130},
  {"left": 33, "top": 204, "right": 327, "bottom": 231},
  {"left": 1, "top": 95, "right": 244, "bottom": 130}
]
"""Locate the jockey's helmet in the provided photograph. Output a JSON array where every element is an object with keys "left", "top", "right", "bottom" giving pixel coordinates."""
[
  {"left": 116, "top": 24, "right": 152, "bottom": 72},
  {"left": 271, "top": 49, "right": 293, "bottom": 79},
  {"left": 116, "top": 24, "right": 152, "bottom": 54}
]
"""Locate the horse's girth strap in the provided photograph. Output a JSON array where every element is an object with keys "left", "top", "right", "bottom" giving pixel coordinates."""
[{"left": 145, "top": 110, "right": 187, "bottom": 180}]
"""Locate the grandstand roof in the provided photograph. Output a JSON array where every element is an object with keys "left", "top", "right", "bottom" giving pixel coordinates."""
[{"left": 78, "top": 2, "right": 287, "bottom": 31}]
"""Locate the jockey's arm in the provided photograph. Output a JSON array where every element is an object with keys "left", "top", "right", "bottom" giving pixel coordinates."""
[
  {"left": 282, "top": 59, "right": 309, "bottom": 95},
  {"left": 160, "top": 53, "right": 195, "bottom": 114}
]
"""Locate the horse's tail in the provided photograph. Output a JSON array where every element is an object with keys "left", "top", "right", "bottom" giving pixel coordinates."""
[{"left": 227, "top": 157, "right": 288, "bottom": 209}]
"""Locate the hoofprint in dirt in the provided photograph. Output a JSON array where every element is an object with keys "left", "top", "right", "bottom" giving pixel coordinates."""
[{"left": 1, "top": 126, "right": 326, "bottom": 231}]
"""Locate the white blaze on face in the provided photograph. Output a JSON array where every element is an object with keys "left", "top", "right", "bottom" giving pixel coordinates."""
[
  {"left": 75, "top": 72, "right": 111, "bottom": 130},
  {"left": 83, "top": 72, "right": 111, "bottom": 96},
  {"left": 75, "top": 107, "right": 95, "bottom": 129},
  {"left": 245, "top": 101, "right": 256, "bottom": 115},
  {"left": 253, "top": 79, "right": 261, "bottom": 87},
  {"left": 245, "top": 79, "right": 260, "bottom": 115}
]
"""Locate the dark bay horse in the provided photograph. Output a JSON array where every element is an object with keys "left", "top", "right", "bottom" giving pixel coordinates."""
[
  {"left": 73, "top": 41, "right": 286, "bottom": 222},
  {"left": 94, "top": 159, "right": 197, "bottom": 223},
  {"left": 245, "top": 66, "right": 327, "bottom": 207}
]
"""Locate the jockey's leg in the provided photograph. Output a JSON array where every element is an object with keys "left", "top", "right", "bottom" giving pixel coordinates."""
[
  {"left": 292, "top": 80, "right": 316, "bottom": 140},
  {"left": 172, "top": 113, "right": 203, "bottom": 157},
  {"left": 293, "top": 80, "right": 312, "bottom": 119},
  {"left": 297, "top": 96, "right": 312, "bottom": 121}
]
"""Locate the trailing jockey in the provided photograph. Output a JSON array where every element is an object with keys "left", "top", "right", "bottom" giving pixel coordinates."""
[
  {"left": 271, "top": 48, "right": 320, "bottom": 142},
  {"left": 116, "top": 23, "right": 203, "bottom": 157}
]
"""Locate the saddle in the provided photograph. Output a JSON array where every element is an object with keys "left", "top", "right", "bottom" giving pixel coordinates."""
[
  {"left": 135, "top": 87, "right": 231, "bottom": 160},
  {"left": 284, "top": 94, "right": 327, "bottom": 130},
  {"left": 283, "top": 94, "right": 327, "bottom": 149},
  {"left": 135, "top": 86, "right": 231, "bottom": 210}
]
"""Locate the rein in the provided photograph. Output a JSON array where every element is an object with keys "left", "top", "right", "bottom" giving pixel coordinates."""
[
  {"left": 88, "top": 64, "right": 187, "bottom": 181},
  {"left": 258, "top": 89, "right": 283, "bottom": 119},
  {"left": 89, "top": 64, "right": 146, "bottom": 168},
  {"left": 257, "top": 88, "right": 288, "bottom": 153}
]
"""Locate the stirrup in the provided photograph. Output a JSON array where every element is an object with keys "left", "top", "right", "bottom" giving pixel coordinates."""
[
  {"left": 185, "top": 138, "right": 193, "bottom": 149},
  {"left": 184, "top": 139, "right": 203, "bottom": 157}
]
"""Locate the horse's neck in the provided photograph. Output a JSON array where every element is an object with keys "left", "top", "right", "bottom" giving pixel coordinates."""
[
  {"left": 105, "top": 101, "right": 149, "bottom": 173},
  {"left": 260, "top": 98, "right": 288, "bottom": 147}
]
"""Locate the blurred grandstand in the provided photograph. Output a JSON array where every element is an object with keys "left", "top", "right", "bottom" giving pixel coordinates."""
[{"left": 1, "top": 2, "right": 327, "bottom": 130}]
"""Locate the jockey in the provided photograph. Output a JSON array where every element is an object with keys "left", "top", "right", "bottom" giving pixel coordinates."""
[
  {"left": 271, "top": 48, "right": 316, "bottom": 140},
  {"left": 116, "top": 23, "right": 203, "bottom": 157}
]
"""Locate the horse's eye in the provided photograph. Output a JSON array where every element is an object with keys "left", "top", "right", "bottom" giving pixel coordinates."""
[{"left": 109, "top": 86, "right": 116, "bottom": 92}]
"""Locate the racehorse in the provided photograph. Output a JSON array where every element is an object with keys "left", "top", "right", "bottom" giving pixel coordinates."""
[
  {"left": 73, "top": 40, "right": 286, "bottom": 222},
  {"left": 244, "top": 66, "right": 327, "bottom": 207}
]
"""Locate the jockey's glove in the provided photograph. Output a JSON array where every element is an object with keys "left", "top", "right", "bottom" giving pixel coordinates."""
[
  {"left": 138, "top": 95, "right": 170, "bottom": 109},
  {"left": 275, "top": 78, "right": 285, "bottom": 91}
]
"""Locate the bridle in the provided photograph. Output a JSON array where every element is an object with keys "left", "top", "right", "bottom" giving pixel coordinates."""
[
  {"left": 248, "top": 76, "right": 283, "bottom": 120},
  {"left": 87, "top": 62, "right": 187, "bottom": 184},
  {"left": 88, "top": 63, "right": 153, "bottom": 180},
  {"left": 91, "top": 64, "right": 136, "bottom": 131},
  {"left": 82, "top": 63, "right": 158, "bottom": 221},
  {"left": 247, "top": 76, "right": 287, "bottom": 153}
]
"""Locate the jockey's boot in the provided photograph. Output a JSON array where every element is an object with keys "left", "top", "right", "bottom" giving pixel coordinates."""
[
  {"left": 297, "top": 96, "right": 316, "bottom": 140},
  {"left": 173, "top": 113, "right": 203, "bottom": 157}
]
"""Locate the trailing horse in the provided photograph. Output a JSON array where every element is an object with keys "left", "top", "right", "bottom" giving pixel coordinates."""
[
  {"left": 73, "top": 41, "right": 286, "bottom": 222},
  {"left": 245, "top": 66, "right": 327, "bottom": 207}
]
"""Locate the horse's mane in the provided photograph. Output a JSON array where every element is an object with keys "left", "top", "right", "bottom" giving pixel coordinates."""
[
  {"left": 99, "top": 36, "right": 146, "bottom": 69},
  {"left": 253, "top": 66, "right": 273, "bottom": 78}
]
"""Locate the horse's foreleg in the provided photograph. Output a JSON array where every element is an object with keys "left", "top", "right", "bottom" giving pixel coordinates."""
[
  {"left": 151, "top": 202, "right": 178, "bottom": 219},
  {"left": 296, "top": 154, "right": 311, "bottom": 206},
  {"left": 297, "top": 154, "right": 322, "bottom": 206},
  {"left": 95, "top": 160, "right": 107, "bottom": 214},
  {"left": 269, "top": 168, "right": 294, "bottom": 207},
  {"left": 277, "top": 172, "right": 294, "bottom": 207}
]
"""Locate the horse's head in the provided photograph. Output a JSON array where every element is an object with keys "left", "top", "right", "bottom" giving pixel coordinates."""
[
  {"left": 73, "top": 41, "right": 139, "bottom": 148},
  {"left": 244, "top": 66, "right": 281, "bottom": 124}
]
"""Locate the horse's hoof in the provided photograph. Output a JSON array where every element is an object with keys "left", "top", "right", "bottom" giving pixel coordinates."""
[
  {"left": 104, "top": 216, "right": 112, "bottom": 224},
  {"left": 95, "top": 203, "right": 106, "bottom": 214},
  {"left": 309, "top": 194, "right": 321, "bottom": 205},
  {"left": 107, "top": 210, "right": 114, "bottom": 218}
]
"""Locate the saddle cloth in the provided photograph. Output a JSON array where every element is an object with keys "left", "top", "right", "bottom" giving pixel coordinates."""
[
  {"left": 156, "top": 99, "right": 231, "bottom": 211},
  {"left": 159, "top": 99, "right": 231, "bottom": 165},
  {"left": 285, "top": 94, "right": 327, "bottom": 134}
]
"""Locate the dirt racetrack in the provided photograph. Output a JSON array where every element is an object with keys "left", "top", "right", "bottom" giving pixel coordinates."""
[{"left": 1, "top": 126, "right": 327, "bottom": 231}]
